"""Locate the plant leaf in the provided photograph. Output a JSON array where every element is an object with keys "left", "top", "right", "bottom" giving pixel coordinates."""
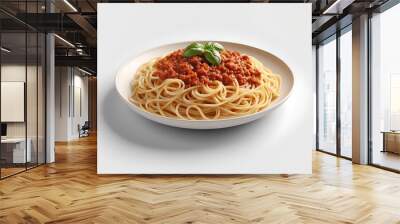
[
  {"left": 211, "top": 43, "right": 224, "bottom": 51},
  {"left": 204, "top": 42, "right": 224, "bottom": 52},
  {"left": 185, "top": 42, "right": 204, "bottom": 50},
  {"left": 204, "top": 49, "right": 221, "bottom": 66},
  {"left": 183, "top": 47, "right": 204, "bottom": 57},
  {"left": 204, "top": 42, "right": 213, "bottom": 50}
]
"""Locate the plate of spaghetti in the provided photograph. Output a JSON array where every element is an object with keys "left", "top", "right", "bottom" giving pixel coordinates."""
[{"left": 115, "top": 41, "right": 294, "bottom": 129}]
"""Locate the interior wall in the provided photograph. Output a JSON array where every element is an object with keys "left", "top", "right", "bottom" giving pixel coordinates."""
[
  {"left": 71, "top": 72, "right": 89, "bottom": 138},
  {"left": 88, "top": 77, "right": 97, "bottom": 132},
  {"left": 55, "top": 66, "right": 89, "bottom": 141},
  {"left": 312, "top": 45, "right": 317, "bottom": 149},
  {"left": 54, "top": 66, "right": 70, "bottom": 141}
]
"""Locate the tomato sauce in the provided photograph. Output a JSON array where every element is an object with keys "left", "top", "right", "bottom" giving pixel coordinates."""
[{"left": 153, "top": 49, "right": 261, "bottom": 87}]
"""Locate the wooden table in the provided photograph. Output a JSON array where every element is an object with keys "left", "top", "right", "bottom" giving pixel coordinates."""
[
  {"left": 381, "top": 131, "right": 400, "bottom": 154},
  {"left": 1, "top": 138, "right": 31, "bottom": 164}
]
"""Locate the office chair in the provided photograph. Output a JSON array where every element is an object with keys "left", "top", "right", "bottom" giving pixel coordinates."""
[{"left": 79, "top": 121, "right": 90, "bottom": 138}]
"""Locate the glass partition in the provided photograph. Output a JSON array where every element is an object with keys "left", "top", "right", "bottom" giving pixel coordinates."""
[
  {"left": 27, "top": 31, "right": 38, "bottom": 169},
  {"left": 0, "top": 1, "right": 46, "bottom": 179},
  {"left": 0, "top": 31, "right": 28, "bottom": 177},
  {"left": 38, "top": 32, "right": 46, "bottom": 165}
]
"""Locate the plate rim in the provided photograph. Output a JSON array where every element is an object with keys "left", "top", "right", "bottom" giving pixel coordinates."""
[{"left": 115, "top": 40, "right": 295, "bottom": 123}]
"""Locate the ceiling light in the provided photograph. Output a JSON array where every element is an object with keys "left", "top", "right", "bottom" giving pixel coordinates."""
[
  {"left": 63, "top": 0, "right": 78, "bottom": 12},
  {"left": 1, "top": 47, "right": 11, "bottom": 53},
  {"left": 323, "top": 0, "right": 341, "bottom": 14},
  {"left": 78, "top": 67, "right": 92, "bottom": 76},
  {"left": 54, "top": 34, "right": 75, "bottom": 48},
  {"left": 322, "top": 0, "right": 354, "bottom": 15},
  {"left": 76, "top": 48, "right": 84, "bottom": 55}
]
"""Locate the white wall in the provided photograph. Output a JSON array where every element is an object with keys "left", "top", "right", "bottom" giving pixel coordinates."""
[
  {"left": 71, "top": 73, "right": 89, "bottom": 138},
  {"left": 312, "top": 45, "right": 317, "bottom": 149},
  {"left": 1, "top": 65, "right": 26, "bottom": 141},
  {"left": 1, "top": 82, "right": 24, "bottom": 122},
  {"left": 55, "top": 67, "right": 89, "bottom": 141},
  {"left": 55, "top": 66, "right": 69, "bottom": 141}
]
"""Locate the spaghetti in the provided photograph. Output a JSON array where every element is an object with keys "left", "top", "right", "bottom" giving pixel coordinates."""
[{"left": 129, "top": 47, "right": 280, "bottom": 120}]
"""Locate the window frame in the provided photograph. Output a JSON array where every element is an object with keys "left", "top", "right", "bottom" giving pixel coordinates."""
[
  {"left": 316, "top": 24, "right": 353, "bottom": 161},
  {"left": 367, "top": 1, "right": 400, "bottom": 173}
]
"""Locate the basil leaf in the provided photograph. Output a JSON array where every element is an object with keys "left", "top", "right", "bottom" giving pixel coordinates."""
[
  {"left": 204, "top": 42, "right": 224, "bottom": 52},
  {"left": 185, "top": 42, "right": 204, "bottom": 50},
  {"left": 183, "top": 47, "right": 204, "bottom": 57},
  {"left": 204, "top": 49, "right": 221, "bottom": 66},
  {"left": 183, "top": 42, "right": 223, "bottom": 64},
  {"left": 204, "top": 42, "right": 213, "bottom": 50},
  {"left": 211, "top": 43, "right": 224, "bottom": 51}
]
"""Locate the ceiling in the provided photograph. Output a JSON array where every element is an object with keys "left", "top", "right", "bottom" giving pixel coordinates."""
[{"left": 0, "top": 0, "right": 393, "bottom": 74}]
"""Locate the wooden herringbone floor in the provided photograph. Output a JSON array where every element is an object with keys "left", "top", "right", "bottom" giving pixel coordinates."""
[{"left": 1, "top": 134, "right": 400, "bottom": 224}]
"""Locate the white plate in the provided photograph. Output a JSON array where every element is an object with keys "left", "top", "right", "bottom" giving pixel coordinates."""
[{"left": 115, "top": 41, "right": 294, "bottom": 129}]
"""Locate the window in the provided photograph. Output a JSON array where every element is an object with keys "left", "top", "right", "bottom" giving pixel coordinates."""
[
  {"left": 317, "top": 37, "right": 337, "bottom": 154},
  {"left": 370, "top": 3, "right": 400, "bottom": 171},
  {"left": 340, "top": 29, "right": 352, "bottom": 158},
  {"left": 316, "top": 25, "right": 353, "bottom": 159},
  {"left": 390, "top": 74, "right": 400, "bottom": 130}
]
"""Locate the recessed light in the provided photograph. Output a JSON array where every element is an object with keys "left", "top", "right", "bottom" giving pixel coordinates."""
[
  {"left": 78, "top": 67, "right": 93, "bottom": 76},
  {"left": 63, "top": 0, "right": 78, "bottom": 12},
  {"left": 322, "top": 0, "right": 354, "bottom": 15},
  {"left": 1, "top": 47, "right": 11, "bottom": 53},
  {"left": 54, "top": 34, "right": 75, "bottom": 48}
]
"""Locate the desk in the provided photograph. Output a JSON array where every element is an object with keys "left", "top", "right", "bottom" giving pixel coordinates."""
[
  {"left": 382, "top": 131, "right": 400, "bottom": 154},
  {"left": 1, "top": 138, "right": 31, "bottom": 163}
]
